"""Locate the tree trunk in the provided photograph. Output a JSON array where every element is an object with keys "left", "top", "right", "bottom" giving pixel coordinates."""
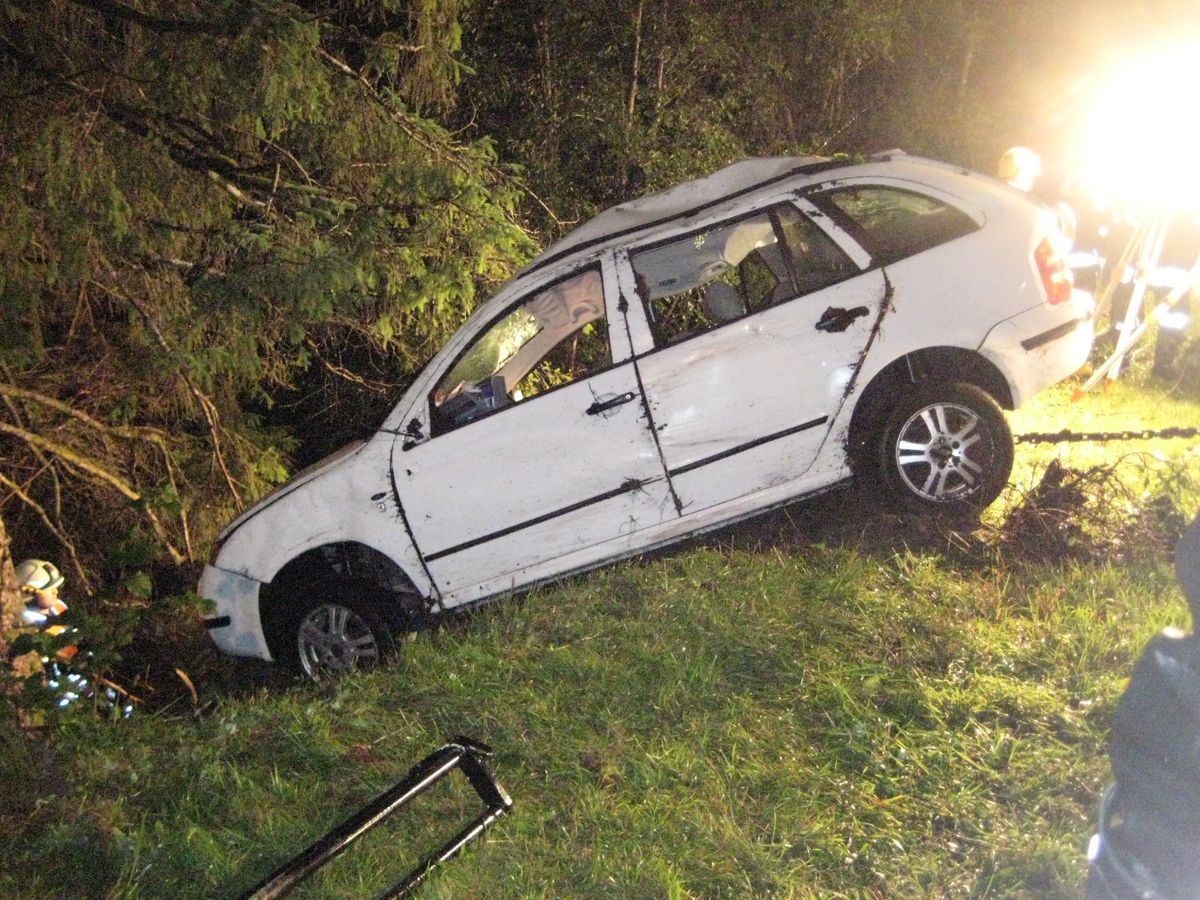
[
  {"left": 0, "top": 511, "right": 20, "bottom": 660},
  {"left": 625, "top": 0, "right": 645, "bottom": 139}
]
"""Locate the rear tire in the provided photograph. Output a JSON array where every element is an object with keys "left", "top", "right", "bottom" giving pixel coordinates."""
[{"left": 874, "top": 381, "right": 1013, "bottom": 516}]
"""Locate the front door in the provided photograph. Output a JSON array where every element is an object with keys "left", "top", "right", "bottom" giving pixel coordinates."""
[
  {"left": 392, "top": 258, "right": 673, "bottom": 602},
  {"left": 618, "top": 199, "right": 887, "bottom": 515}
]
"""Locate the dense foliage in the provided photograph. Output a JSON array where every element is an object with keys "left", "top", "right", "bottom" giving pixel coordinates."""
[{"left": 0, "top": 0, "right": 530, "bottom": 598}]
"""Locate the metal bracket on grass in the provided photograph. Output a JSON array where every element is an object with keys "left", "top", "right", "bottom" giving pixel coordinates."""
[{"left": 238, "top": 736, "right": 512, "bottom": 899}]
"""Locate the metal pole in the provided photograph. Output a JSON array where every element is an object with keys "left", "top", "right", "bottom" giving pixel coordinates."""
[{"left": 237, "top": 738, "right": 512, "bottom": 900}]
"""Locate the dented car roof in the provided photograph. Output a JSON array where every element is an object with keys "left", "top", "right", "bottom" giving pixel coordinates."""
[{"left": 525, "top": 156, "right": 834, "bottom": 274}]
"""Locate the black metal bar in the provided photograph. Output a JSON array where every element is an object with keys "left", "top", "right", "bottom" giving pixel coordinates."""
[
  {"left": 380, "top": 804, "right": 507, "bottom": 898},
  {"left": 237, "top": 736, "right": 512, "bottom": 900}
]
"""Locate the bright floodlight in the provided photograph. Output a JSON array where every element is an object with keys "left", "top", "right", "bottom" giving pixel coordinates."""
[{"left": 1080, "top": 42, "right": 1200, "bottom": 212}]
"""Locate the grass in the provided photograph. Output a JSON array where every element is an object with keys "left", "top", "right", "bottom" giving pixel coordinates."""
[{"left": 2, "top": 372, "right": 1198, "bottom": 899}]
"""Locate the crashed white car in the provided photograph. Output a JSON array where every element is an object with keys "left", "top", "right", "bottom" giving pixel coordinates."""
[{"left": 200, "top": 152, "right": 1093, "bottom": 676}]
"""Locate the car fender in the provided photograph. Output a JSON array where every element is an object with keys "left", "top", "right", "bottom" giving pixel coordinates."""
[
  {"left": 976, "top": 287, "right": 1095, "bottom": 405},
  {"left": 211, "top": 435, "right": 431, "bottom": 601}
]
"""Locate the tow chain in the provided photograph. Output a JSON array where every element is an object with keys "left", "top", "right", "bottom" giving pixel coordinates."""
[{"left": 1015, "top": 426, "right": 1200, "bottom": 445}]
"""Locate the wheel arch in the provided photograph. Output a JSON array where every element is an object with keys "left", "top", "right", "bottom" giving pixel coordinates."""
[
  {"left": 847, "top": 346, "right": 1015, "bottom": 474},
  {"left": 258, "top": 542, "right": 427, "bottom": 663}
]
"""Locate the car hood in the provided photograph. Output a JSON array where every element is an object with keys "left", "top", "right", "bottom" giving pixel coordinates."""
[{"left": 217, "top": 440, "right": 367, "bottom": 542}]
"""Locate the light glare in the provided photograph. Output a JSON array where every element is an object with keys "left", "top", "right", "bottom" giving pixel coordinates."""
[{"left": 1081, "top": 43, "right": 1200, "bottom": 212}]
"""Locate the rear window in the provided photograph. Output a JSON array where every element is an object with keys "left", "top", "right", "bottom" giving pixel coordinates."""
[{"left": 815, "top": 186, "right": 979, "bottom": 266}]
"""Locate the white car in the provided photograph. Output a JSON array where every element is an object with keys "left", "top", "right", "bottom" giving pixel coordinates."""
[{"left": 199, "top": 152, "right": 1093, "bottom": 677}]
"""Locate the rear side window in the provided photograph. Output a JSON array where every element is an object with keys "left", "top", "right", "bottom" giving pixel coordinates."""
[
  {"left": 815, "top": 186, "right": 979, "bottom": 266},
  {"left": 630, "top": 204, "right": 854, "bottom": 347}
]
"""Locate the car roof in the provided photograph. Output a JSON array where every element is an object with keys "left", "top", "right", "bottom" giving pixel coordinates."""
[
  {"left": 521, "top": 152, "right": 988, "bottom": 276},
  {"left": 523, "top": 156, "right": 846, "bottom": 276}
]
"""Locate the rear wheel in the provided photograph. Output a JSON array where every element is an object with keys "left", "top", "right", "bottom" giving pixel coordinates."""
[{"left": 875, "top": 381, "right": 1013, "bottom": 515}]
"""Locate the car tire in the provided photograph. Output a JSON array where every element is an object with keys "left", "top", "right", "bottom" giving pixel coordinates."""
[
  {"left": 874, "top": 381, "right": 1013, "bottom": 516},
  {"left": 284, "top": 584, "right": 397, "bottom": 680}
]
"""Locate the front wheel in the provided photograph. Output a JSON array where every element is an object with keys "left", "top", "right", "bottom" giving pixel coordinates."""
[
  {"left": 288, "top": 587, "right": 397, "bottom": 680},
  {"left": 875, "top": 381, "right": 1013, "bottom": 516}
]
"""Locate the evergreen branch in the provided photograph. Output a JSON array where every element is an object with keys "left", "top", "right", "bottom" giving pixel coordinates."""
[
  {"left": 92, "top": 282, "right": 245, "bottom": 512},
  {"left": 0, "top": 471, "right": 93, "bottom": 594},
  {"left": 64, "top": 0, "right": 244, "bottom": 37},
  {"left": 316, "top": 46, "right": 555, "bottom": 230},
  {"left": 4, "top": 34, "right": 508, "bottom": 230},
  {"left": 0, "top": 34, "right": 267, "bottom": 212}
]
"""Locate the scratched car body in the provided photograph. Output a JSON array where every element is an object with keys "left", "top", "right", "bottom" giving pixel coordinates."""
[{"left": 200, "top": 152, "right": 1094, "bottom": 677}]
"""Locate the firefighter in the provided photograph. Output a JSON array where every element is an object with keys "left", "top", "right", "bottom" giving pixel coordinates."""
[
  {"left": 1149, "top": 217, "right": 1199, "bottom": 380},
  {"left": 15, "top": 558, "right": 68, "bottom": 627},
  {"left": 998, "top": 146, "right": 1043, "bottom": 193}
]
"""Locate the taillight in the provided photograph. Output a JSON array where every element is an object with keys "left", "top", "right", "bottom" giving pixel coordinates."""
[{"left": 1034, "top": 237, "right": 1072, "bottom": 305}]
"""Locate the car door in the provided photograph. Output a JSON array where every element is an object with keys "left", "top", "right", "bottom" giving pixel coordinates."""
[
  {"left": 617, "top": 198, "right": 887, "bottom": 515},
  {"left": 391, "top": 257, "right": 674, "bottom": 601}
]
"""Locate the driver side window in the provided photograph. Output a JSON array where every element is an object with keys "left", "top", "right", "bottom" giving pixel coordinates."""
[{"left": 429, "top": 268, "right": 611, "bottom": 434}]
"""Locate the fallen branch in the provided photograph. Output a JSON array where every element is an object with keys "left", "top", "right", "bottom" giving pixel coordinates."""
[
  {"left": 0, "top": 421, "right": 184, "bottom": 564},
  {"left": 0, "top": 471, "right": 93, "bottom": 594},
  {"left": 0, "top": 382, "right": 170, "bottom": 447}
]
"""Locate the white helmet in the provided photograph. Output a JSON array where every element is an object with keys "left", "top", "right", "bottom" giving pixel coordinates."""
[
  {"left": 998, "top": 146, "right": 1042, "bottom": 191},
  {"left": 14, "top": 559, "right": 64, "bottom": 593}
]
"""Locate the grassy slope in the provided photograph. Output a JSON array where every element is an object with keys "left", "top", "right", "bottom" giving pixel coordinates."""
[{"left": 3, "top": 375, "right": 1198, "bottom": 899}]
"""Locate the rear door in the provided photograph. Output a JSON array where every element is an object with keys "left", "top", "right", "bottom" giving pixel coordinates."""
[{"left": 617, "top": 199, "right": 887, "bottom": 515}]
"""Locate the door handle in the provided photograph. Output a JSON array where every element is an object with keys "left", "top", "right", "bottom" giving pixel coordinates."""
[
  {"left": 815, "top": 305, "right": 870, "bottom": 333},
  {"left": 586, "top": 392, "right": 637, "bottom": 416}
]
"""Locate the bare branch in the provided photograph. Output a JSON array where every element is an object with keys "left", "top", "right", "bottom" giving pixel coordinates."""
[
  {"left": 0, "top": 380, "right": 196, "bottom": 563},
  {"left": 0, "top": 472, "right": 93, "bottom": 594},
  {"left": 304, "top": 339, "right": 398, "bottom": 393},
  {"left": 0, "top": 420, "right": 138, "bottom": 501},
  {"left": 0, "top": 382, "right": 170, "bottom": 447},
  {"left": 0, "top": 372, "right": 66, "bottom": 522},
  {"left": 208, "top": 168, "right": 268, "bottom": 211},
  {"left": 0, "top": 419, "right": 185, "bottom": 564}
]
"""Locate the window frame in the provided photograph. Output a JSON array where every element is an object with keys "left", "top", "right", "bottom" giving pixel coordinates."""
[
  {"left": 806, "top": 181, "right": 983, "bottom": 268},
  {"left": 628, "top": 201, "right": 861, "bottom": 350},
  {"left": 426, "top": 262, "right": 618, "bottom": 437}
]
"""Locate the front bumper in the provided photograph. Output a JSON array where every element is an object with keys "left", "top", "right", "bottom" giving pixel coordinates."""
[{"left": 198, "top": 564, "right": 274, "bottom": 661}]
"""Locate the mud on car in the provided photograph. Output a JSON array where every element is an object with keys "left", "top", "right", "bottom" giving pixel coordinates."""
[{"left": 200, "top": 151, "right": 1093, "bottom": 677}]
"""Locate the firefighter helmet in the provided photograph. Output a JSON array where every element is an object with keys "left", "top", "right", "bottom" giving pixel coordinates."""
[
  {"left": 14, "top": 558, "right": 65, "bottom": 593},
  {"left": 998, "top": 146, "right": 1042, "bottom": 191}
]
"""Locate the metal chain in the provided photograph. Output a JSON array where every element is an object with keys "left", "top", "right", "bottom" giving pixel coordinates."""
[{"left": 1015, "top": 426, "right": 1200, "bottom": 445}]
